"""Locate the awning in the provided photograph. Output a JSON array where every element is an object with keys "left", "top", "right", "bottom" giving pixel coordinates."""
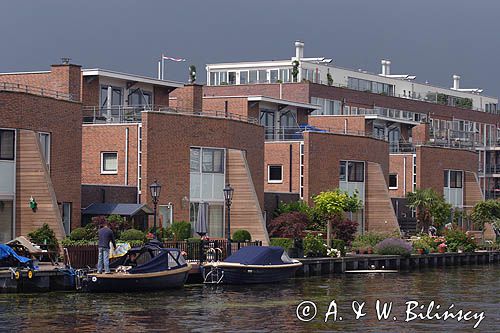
[{"left": 82, "top": 203, "right": 153, "bottom": 217}]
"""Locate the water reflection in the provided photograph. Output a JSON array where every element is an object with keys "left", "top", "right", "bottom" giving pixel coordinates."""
[{"left": 0, "top": 266, "right": 498, "bottom": 332}]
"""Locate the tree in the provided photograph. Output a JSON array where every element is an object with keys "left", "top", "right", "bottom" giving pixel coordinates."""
[
  {"left": 291, "top": 60, "right": 300, "bottom": 82},
  {"left": 189, "top": 65, "right": 196, "bottom": 84},
  {"left": 471, "top": 200, "right": 500, "bottom": 230},
  {"left": 312, "top": 189, "right": 362, "bottom": 245},
  {"left": 407, "top": 188, "right": 451, "bottom": 232}
]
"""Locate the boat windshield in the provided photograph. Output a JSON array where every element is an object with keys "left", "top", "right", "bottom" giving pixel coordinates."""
[{"left": 280, "top": 251, "right": 294, "bottom": 264}]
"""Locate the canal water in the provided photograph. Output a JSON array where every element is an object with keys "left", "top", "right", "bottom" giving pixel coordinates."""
[{"left": 0, "top": 265, "right": 498, "bottom": 332}]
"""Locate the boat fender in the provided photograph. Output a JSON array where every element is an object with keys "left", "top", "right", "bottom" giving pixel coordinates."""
[
  {"left": 27, "top": 270, "right": 34, "bottom": 279},
  {"left": 15, "top": 271, "right": 20, "bottom": 280},
  {"left": 91, "top": 276, "right": 97, "bottom": 282}
]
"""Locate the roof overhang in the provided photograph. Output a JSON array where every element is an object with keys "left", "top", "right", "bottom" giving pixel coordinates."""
[
  {"left": 365, "top": 114, "right": 420, "bottom": 125},
  {"left": 82, "top": 68, "right": 184, "bottom": 88},
  {"left": 247, "top": 95, "right": 321, "bottom": 110}
]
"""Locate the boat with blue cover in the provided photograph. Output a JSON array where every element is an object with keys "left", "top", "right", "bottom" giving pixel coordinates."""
[
  {"left": 202, "top": 246, "right": 302, "bottom": 284},
  {"left": 84, "top": 242, "right": 191, "bottom": 292}
]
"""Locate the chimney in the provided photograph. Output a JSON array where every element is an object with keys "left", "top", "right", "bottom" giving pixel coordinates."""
[
  {"left": 381, "top": 59, "right": 391, "bottom": 75},
  {"left": 176, "top": 84, "right": 203, "bottom": 113},
  {"left": 452, "top": 74, "right": 460, "bottom": 90},
  {"left": 294, "top": 40, "right": 304, "bottom": 61},
  {"left": 50, "top": 60, "right": 82, "bottom": 101}
]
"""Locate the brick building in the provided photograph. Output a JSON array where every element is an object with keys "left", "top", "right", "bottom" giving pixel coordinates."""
[
  {"left": 0, "top": 64, "right": 82, "bottom": 241},
  {"left": 201, "top": 40, "right": 499, "bottom": 232}
]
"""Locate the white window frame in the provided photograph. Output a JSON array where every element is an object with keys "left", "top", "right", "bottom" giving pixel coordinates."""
[
  {"left": 268, "top": 165, "right": 283, "bottom": 184},
  {"left": 101, "top": 151, "right": 118, "bottom": 175},
  {"left": 389, "top": 173, "right": 398, "bottom": 189}
]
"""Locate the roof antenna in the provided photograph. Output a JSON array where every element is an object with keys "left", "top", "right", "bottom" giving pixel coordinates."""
[{"left": 61, "top": 57, "right": 71, "bottom": 65}]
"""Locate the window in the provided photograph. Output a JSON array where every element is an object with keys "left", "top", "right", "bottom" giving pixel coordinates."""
[
  {"left": 389, "top": 174, "right": 398, "bottom": 189},
  {"left": 258, "top": 70, "right": 267, "bottom": 83},
  {"left": 101, "top": 152, "right": 118, "bottom": 174},
  {"left": 268, "top": 165, "right": 283, "bottom": 183},
  {"left": 348, "top": 161, "right": 364, "bottom": 182},
  {"left": 202, "top": 149, "right": 224, "bottom": 173},
  {"left": 280, "top": 68, "right": 290, "bottom": 83},
  {"left": 228, "top": 72, "right": 236, "bottom": 85},
  {"left": 249, "top": 70, "right": 258, "bottom": 84},
  {"left": 270, "top": 70, "right": 279, "bottom": 83},
  {"left": 100, "top": 86, "right": 123, "bottom": 108},
  {"left": 38, "top": 132, "right": 50, "bottom": 169},
  {"left": 129, "top": 89, "right": 152, "bottom": 106},
  {"left": 61, "top": 202, "right": 71, "bottom": 236},
  {"left": 0, "top": 129, "right": 15, "bottom": 160},
  {"left": 240, "top": 71, "right": 248, "bottom": 84},
  {"left": 339, "top": 161, "right": 347, "bottom": 181},
  {"left": 445, "top": 170, "right": 463, "bottom": 188},
  {"left": 0, "top": 200, "right": 14, "bottom": 243},
  {"left": 210, "top": 72, "right": 217, "bottom": 85}
]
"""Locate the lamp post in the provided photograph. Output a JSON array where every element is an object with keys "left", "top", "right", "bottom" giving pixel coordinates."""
[
  {"left": 223, "top": 184, "right": 234, "bottom": 256},
  {"left": 149, "top": 180, "right": 162, "bottom": 240}
]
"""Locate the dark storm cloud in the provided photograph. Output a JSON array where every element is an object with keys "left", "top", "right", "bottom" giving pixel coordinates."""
[{"left": 1, "top": 0, "right": 499, "bottom": 96}]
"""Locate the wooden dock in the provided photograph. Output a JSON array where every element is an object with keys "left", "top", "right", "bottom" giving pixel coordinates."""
[{"left": 296, "top": 251, "right": 500, "bottom": 276}]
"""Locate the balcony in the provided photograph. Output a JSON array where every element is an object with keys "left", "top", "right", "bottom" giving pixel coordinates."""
[
  {"left": 264, "top": 125, "right": 376, "bottom": 142},
  {"left": 82, "top": 105, "right": 259, "bottom": 125}
]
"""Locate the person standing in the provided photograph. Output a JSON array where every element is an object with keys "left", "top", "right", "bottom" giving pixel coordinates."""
[{"left": 97, "top": 221, "right": 116, "bottom": 274}]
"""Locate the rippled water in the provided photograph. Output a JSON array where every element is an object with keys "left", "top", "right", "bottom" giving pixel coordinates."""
[{"left": 0, "top": 265, "right": 499, "bottom": 332}]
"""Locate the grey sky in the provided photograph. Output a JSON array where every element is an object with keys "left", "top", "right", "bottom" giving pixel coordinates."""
[{"left": 1, "top": 0, "right": 499, "bottom": 96}]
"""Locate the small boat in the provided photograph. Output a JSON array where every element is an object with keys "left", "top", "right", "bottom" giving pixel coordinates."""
[
  {"left": 202, "top": 246, "right": 302, "bottom": 285},
  {"left": 84, "top": 243, "right": 191, "bottom": 292}
]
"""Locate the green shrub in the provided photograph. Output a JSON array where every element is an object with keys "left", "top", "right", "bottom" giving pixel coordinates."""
[
  {"left": 374, "top": 238, "right": 412, "bottom": 256},
  {"left": 187, "top": 237, "right": 202, "bottom": 243},
  {"left": 28, "top": 223, "right": 59, "bottom": 252},
  {"left": 61, "top": 238, "right": 97, "bottom": 246},
  {"left": 232, "top": 230, "right": 252, "bottom": 242},
  {"left": 69, "top": 227, "right": 89, "bottom": 241},
  {"left": 170, "top": 221, "right": 191, "bottom": 241},
  {"left": 355, "top": 232, "right": 389, "bottom": 247},
  {"left": 119, "top": 229, "right": 145, "bottom": 241},
  {"left": 304, "top": 233, "right": 327, "bottom": 257},
  {"left": 445, "top": 229, "right": 477, "bottom": 253},
  {"left": 148, "top": 227, "right": 173, "bottom": 241},
  {"left": 331, "top": 239, "right": 346, "bottom": 256},
  {"left": 270, "top": 238, "right": 294, "bottom": 250}
]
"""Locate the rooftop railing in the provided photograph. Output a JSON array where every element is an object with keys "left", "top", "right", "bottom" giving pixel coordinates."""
[
  {"left": 0, "top": 81, "right": 75, "bottom": 101},
  {"left": 83, "top": 105, "right": 260, "bottom": 125},
  {"left": 264, "top": 125, "right": 376, "bottom": 142}
]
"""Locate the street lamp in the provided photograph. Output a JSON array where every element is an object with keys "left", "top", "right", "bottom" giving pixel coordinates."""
[
  {"left": 223, "top": 184, "right": 234, "bottom": 256},
  {"left": 149, "top": 180, "right": 162, "bottom": 240}
]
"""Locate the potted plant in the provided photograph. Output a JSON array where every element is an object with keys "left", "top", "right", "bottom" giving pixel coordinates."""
[{"left": 438, "top": 243, "right": 447, "bottom": 253}]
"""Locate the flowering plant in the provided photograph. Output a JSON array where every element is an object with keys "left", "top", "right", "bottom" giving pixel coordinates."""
[
  {"left": 327, "top": 248, "right": 342, "bottom": 258},
  {"left": 438, "top": 243, "right": 447, "bottom": 249},
  {"left": 146, "top": 232, "right": 154, "bottom": 240}
]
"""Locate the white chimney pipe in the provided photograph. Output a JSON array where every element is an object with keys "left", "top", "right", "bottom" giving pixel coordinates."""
[
  {"left": 295, "top": 40, "right": 304, "bottom": 61},
  {"left": 453, "top": 74, "right": 460, "bottom": 90},
  {"left": 381, "top": 59, "right": 391, "bottom": 75}
]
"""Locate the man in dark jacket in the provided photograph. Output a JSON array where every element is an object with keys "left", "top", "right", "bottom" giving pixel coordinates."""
[{"left": 97, "top": 221, "right": 116, "bottom": 274}]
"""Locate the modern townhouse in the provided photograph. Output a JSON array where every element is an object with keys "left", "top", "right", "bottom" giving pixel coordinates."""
[
  {"left": 0, "top": 63, "right": 82, "bottom": 241},
  {"left": 203, "top": 41, "right": 499, "bottom": 232}
]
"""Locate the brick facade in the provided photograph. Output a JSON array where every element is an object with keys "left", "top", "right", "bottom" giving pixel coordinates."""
[
  {"left": 0, "top": 91, "right": 82, "bottom": 234},
  {"left": 389, "top": 153, "right": 415, "bottom": 198},
  {"left": 264, "top": 141, "right": 301, "bottom": 193},
  {"left": 141, "top": 112, "right": 264, "bottom": 222},
  {"left": 82, "top": 124, "right": 139, "bottom": 187}
]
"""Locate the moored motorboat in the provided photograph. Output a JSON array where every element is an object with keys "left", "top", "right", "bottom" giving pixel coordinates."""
[
  {"left": 202, "top": 246, "right": 302, "bottom": 285},
  {"left": 84, "top": 243, "right": 191, "bottom": 292}
]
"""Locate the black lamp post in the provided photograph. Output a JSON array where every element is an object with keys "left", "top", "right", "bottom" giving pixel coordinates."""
[
  {"left": 149, "top": 180, "right": 162, "bottom": 240},
  {"left": 223, "top": 184, "right": 234, "bottom": 256}
]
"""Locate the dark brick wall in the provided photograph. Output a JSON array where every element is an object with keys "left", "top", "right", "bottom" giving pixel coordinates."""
[
  {"left": 81, "top": 184, "right": 137, "bottom": 208},
  {"left": 264, "top": 192, "right": 301, "bottom": 225}
]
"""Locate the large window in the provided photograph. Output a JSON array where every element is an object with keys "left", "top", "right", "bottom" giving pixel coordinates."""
[
  {"left": 240, "top": 71, "right": 248, "bottom": 84},
  {"left": 101, "top": 152, "right": 118, "bottom": 174},
  {"left": 62, "top": 202, "right": 71, "bottom": 236},
  {"left": 258, "top": 70, "right": 267, "bottom": 83},
  {"left": 228, "top": 72, "right": 237, "bottom": 85},
  {"left": 0, "top": 130, "right": 15, "bottom": 161},
  {"left": 270, "top": 70, "right": 279, "bottom": 83},
  {"left": 348, "top": 77, "right": 394, "bottom": 96},
  {"left": 190, "top": 147, "right": 225, "bottom": 201},
  {"left": 268, "top": 165, "right": 283, "bottom": 183},
  {"left": 249, "top": 70, "right": 258, "bottom": 84},
  {"left": 100, "top": 86, "right": 123, "bottom": 107},
  {"left": 340, "top": 161, "right": 364, "bottom": 182}
]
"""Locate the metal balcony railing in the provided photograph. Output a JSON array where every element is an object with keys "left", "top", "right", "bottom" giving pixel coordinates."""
[
  {"left": 264, "top": 125, "right": 376, "bottom": 141},
  {"left": 83, "top": 105, "right": 260, "bottom": 125},
  {"left": 0, "top": 81, "right": 75, "bottom": 101}
]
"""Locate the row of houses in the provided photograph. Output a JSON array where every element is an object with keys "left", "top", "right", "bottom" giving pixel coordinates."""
[{"left": 0, "top": 41, "right": 498, "bottom": 243}]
